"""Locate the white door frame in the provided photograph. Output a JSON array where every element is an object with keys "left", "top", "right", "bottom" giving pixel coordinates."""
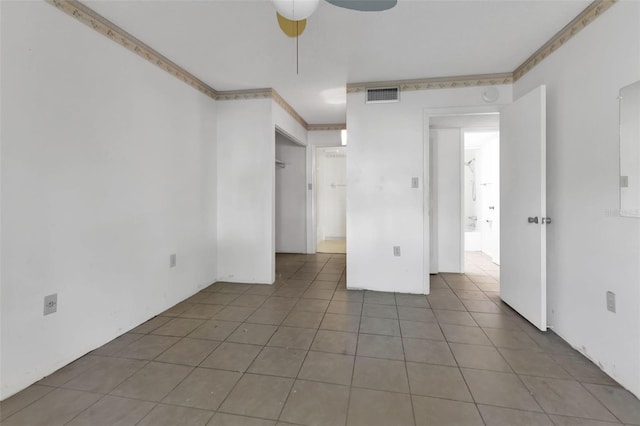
[
  {"left": 308, "top": 142, "right": 345, "bottom": 254},
  {"left": 274, "top": 126, "right": 310, "bottom": 257},
  {"left": 423, "top": 106, "right": 502, "bottom": 285}
]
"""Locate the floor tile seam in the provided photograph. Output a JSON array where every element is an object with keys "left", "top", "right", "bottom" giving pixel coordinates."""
[
  {"left": 474, "top": 401, "right": 551, "bottom": 419},
  {"left": 343, "top": 294, "right": 364, "bottom": 426},
  {"left": 428, "top": 303, "right": 491, "bottom": 414},
  {"left": 58, "top": 358, "right": 153, "bottom": 395},
  {"left": 208, "top": 409, "right": 286, "bottom": 425},
  {"left": 0, "top": 385, "right": 58, "bottom": 424},
  {"left": 107, "top": 362, "right": 197, "bottom": 405},
  {"left": 564, "top": 378, "right": 627, "bottom": 424},
  {"left": 351, "top": 382, "right": 438, "bottom": 397},
  {"left": 394, "top": 298, "right": 418, "bottom": 426},
  {"left": 274, "top": 263, "right": 328, "bottom": 424},
  {"left": 186, "top": 320, "right": 243, "bottom": 341},
  {"left": 41, "top": 356, "right": 144, "bottom": 388},
  {"left": 495, "top": 347, "right": 575, "bottom": 379},
  {"left": 294, "top": 371, "right": 354, "bottom": 388},
  {"left": 208, "top": 368, "right": 278, "bottom": 421},
  {"left": 549, "top": 413, "right": 624, "bottom": 425},
  {"left": 481, "top": 362, "right": 548, "bottom": 415},
  {"left": 153, "top": 341, "right": 222, "bottom": 368},
  {"left": 60, "top": 393, "right": 159, "bottom": 426}
]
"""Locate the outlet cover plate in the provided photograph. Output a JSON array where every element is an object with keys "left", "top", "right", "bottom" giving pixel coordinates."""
[
  {"left": 44, "top": 294, "right": 57, "bottom": 315},
  {"left": 606, "top": 291, "right": 616, "bottom": 313},
  {"left": 393, "top": 246, "right": 401, "bottom": 256},
  {"left": 170, "top": 254, "right": 177, "bottom": 268}
]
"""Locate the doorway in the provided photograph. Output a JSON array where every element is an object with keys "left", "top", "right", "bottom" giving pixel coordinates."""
[
  {"left": 275, "top": 131, "right": 307, "bottom": 254},
  {"left": 315, "top": 146, "right": 346, "bottom": 254},
  {"left": 463, "top": 130, "right": 500, "bottom": 266},
  {"left": 429, "top": 113, "right": 500, "bottom": 274}
]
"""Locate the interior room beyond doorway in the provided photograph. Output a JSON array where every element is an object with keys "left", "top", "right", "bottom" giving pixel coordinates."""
[
  {"left": 316, "top": 146, "right": 346, "bottom": 254},
  {"left": 430, "top": 113, "right": 500, "bottom": 275}
]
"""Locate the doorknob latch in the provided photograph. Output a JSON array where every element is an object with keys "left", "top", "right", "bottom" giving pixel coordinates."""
[
  {"left": 528, "top": 216, "right": 539, "bottom": 224},
  {"left": 542, "top": 217, "right": 552, "bottom": 224}
]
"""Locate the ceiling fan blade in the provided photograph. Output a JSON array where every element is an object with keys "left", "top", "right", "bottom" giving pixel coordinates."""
[{"left": 325, "top": 0, "right": 397, "bottom": 12}]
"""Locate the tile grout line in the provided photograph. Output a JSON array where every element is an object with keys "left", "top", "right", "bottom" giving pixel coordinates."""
[
  {"left": 395, "top": 293, "right": 418, "bottom": 426},
  {"left": 274, "top": 255, "right": 331, "bottom": 424},
  {"left": 344, "top": 276, "right": 365, "bottom": 426}
]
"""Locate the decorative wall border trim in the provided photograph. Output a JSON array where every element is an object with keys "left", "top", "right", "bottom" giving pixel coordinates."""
[
  {"left": 46, "top": 0, "right": 218, "bottom": 100},
  {"left": 346, "top": 73, "right": 513, "bottom": 94},
  {"left": 513, "top": 0, "right": 617, "bottom": 81},
  {"left": 271, "top": 90, "right": 309, "bottom": 130},
  {"left": 307, "top": 124, "right": 347, "bottom": 131},
  {"left": 347, "top": 0, "right": 616, "bottom": 90},
  {"left": 48, "top": 0, "right": 616, "bottom": 129},
  {"left": 216, "top": 88, "right": 273, "bottom": 101}
]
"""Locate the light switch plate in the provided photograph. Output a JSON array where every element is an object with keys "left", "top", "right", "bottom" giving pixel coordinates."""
[
  {"left": 393, "top": 246, "right": 401, "bottom": 256},
  {"left": 411, "top": 177, "right": 419, "bottom": 189},
  {"left": 44, "top": 294, "right": 57, "bottom": 315},
  {"left": 620, "top": 176, "right": 629, "bottom": 188},
  {"left": 170, "top": 254, "right": 177, "bottom": 268}
]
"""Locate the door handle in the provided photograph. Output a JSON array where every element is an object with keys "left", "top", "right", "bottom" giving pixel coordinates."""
[
  {"left": 528, "top": 216, "right": 539, "bottom": 224},
  {"left": 542, "top": 217, "right": 552, "bottom": 224}
]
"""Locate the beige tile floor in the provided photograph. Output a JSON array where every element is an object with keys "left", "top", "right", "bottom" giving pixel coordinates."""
[
  {"left": 316, "top": 239, "right": 346, "bottom": 254},
  {"left": 2, "top": 252, "right": 640, "bottom": 425}
]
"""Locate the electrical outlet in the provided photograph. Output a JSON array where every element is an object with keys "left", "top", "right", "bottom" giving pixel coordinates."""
[
  {"left": 170, "top": 254, "right": 177, "bottom": 268},
  {"left": 606, "top": 291, "right": 616, "bottom": 313},
  {"left": 411, "top": 177, "right": 419, "bottom": 188},
  {"left": 393, "top": 246, "right": 401, "bottom": 256},
  {"left": 44, "top": 294, "right": 57, "bottom": 316},
  {"left": 308, "top": 183, "right": 313, "bottom": 190}
]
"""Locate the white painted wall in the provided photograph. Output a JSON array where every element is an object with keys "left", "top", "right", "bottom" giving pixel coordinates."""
[
  {"left": 216, "top": 99, "right": 274, "bottom": 284},
  {"left": 346, "top": 85, "right": 512, "bottom": 293},
  {"left": 275, "top": 133, "right": 307, "bottom": 253},
  {"left": 1, "top": 1, "right": 218, "bottom": 399},
  {"left": 216, "top": 100, "right": 308, "bottom": 280},
  {"left": 514, "top": 1, "right": 640, "bottom": 396},
  {"left": 435, "top": 129, "right": 463, "bottom": 272}
]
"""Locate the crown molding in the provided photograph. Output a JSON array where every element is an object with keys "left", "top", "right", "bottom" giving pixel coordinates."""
[
  {"left": 308, "top": 124, "right": 347, "bottom": 131},
  {"left": 347, "top": 73, "right": 514, "bottom": 94},
  {"left": 513, "top": 0, "right": 617, "bottom": 81},
  {"left": 47, "top": 0, "right": 617, "bottom": 130},
  {"left": 46, "top": 0, "right": 218, "bottom": 100},
  {"left": 271, "top": 90, "right": 309, "bottom": 130},
  {"left": 216, "top": 88, "right": 273, "bottom": 101},
  {"left": 346, "top": 0, "right": 616, "bottom": 91},
  {"left": 47, "top": 0, "right": 312, "bottom": 130}
]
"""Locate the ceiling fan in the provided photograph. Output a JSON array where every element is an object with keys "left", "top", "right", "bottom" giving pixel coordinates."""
[
  {"left": 273, "top": 0, "right": 397, "bottom": 36},
  {"left": 273, "top": 0, "right": 397, "bottom": 72},
  {"left": 273, "top": 0, "right": 397, "bottom": 20}
]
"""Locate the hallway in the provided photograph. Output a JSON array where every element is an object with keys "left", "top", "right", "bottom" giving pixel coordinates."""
[{"left": 1, "top": 254, "right": 639, "bottom": 425}]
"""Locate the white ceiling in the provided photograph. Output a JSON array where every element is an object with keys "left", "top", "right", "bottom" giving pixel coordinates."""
[{"left": 87, "top": 0, "right": 591, "bottom": 124}]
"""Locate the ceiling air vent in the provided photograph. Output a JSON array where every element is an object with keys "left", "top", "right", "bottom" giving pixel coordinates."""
[{"left": 366, "top": 87, "right": 399, "bottom": 103}]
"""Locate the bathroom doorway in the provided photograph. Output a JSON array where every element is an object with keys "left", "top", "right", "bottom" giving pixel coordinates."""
[
  {"left": 463, "top": 130, "right": 500, "bottom": 266},
  {"left": 429, "top": 113, "right": 500, "bottom": 273}
]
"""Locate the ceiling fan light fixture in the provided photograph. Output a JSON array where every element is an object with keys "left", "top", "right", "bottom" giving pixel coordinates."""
[
  {"left": 277, "top": 13, "right": 307, "bottom": 37},
  {"left": 272, "top": 0, "right": 320, "bottom": 21}
]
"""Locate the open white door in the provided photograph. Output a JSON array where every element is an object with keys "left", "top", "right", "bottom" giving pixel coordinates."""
[{"left": 500, "top": 85, "right": 547, "bottom": 331}]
